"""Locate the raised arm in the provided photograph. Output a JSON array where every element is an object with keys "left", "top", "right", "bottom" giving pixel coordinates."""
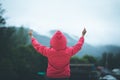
[
  {"left": 28, "top": 30, "right": 50, "bottom": 57},
  {"left": 70, "top": 28, "right": 87, "bottom": 56}
]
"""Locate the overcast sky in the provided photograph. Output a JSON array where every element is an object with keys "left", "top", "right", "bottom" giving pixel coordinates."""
[{"left": 1, "top": 0, "right": 120, "bottom": 46}]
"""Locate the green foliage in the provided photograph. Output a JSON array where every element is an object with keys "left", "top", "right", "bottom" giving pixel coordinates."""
[
  {"left": 0, "top": 27, "right": 47, "bottom": 80},
  {"left": 13, "top": 26, "right": 29, "bottom": 45},
  {"left": 98, "top": 52, "right": 120, "bottom": 70},
  {"left": 82, "top": 54, "right": 97, "bottom": 64},
  {"left": 70, "top": 56, "right": 81, "bottom": 64},
  {"left": 71, "top": 55, "right": 97, "bottom": 64},
  {"left": 0, "top": 4, "right": 6, "bottom": 26},
  {"left": 0, "top": 26, "right": 120, "bottom": 80},
  {"left": 0, "top": 27, "right": 16, "bottom": 59}
]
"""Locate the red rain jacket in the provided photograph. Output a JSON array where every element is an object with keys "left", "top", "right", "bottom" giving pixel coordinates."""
[{"left": 31, "top": 30, "right": 84, "bottom": 78}]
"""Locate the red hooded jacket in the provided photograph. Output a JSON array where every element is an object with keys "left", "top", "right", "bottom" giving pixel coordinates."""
[{"left": 31, "top": 30, "right": 84, "bottom": 78}]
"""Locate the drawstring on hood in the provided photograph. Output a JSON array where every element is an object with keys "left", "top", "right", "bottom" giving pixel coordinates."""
[{"left": 50, "top": 30, "right": 67, "bottom": 50}]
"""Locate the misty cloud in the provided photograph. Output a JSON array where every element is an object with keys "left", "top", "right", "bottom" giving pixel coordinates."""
[{"left": 1, "top": 0, "right": 120, "bottom": 46}]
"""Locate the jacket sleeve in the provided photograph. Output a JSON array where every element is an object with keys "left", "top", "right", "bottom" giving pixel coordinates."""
[
  {"left": 31, "top": 37, "right": 50, "bottom": 57},
  {"left": 69, "top": 36, "right": 84, "bottom": 56}
]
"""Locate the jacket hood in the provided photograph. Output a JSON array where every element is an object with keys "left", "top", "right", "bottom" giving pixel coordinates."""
[{"left": 50, "top": 30, "right": 67, "bottom": 50}]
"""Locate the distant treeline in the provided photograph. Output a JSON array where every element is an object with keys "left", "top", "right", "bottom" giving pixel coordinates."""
[
  {"left": 1, "top": 26, "right": 120, "bottom": 80},
  {"left": 0, "top": 26, "right": 48, "bottom": 80}
]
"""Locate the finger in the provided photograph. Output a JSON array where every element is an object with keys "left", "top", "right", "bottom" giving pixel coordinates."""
[
  {"left": 84, "top": 28, "right": 86, "bottom": 32},
  {"left": 84, "top": 27, "right": 86, "bottom": 30}
]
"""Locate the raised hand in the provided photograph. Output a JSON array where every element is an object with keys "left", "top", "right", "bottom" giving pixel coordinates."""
[
  {"left": 82, "top": 28, "right": 87, "bottom": 36},
  {"left": 28, "top": 29, "right": 33, "bottom": 37}
]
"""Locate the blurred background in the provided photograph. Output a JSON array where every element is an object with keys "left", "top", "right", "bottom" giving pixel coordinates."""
[{"left": 0, "top": 0, "right": 120, "bottom": 80}]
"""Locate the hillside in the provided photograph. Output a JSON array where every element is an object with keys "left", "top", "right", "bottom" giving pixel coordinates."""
[{"left": 31, "top": 30, "right": 120, "bottom": 57}]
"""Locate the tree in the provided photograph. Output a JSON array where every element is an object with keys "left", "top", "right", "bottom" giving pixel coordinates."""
[
  {"left": 70, "top": 56, "right": 81, "bottom": 64},
  {"left": 70, "top": 55, "right": 97, "bottom": 64},
  {"left": 0, "top": 27, "right": 16, "bottom": 59},
  {"left": 0, "top": 27, "right": 48, "bottom": 80},
  {"left": 98, "top": 52, "right": 120, "bottom": 70},
  {"left": 13, "top": 26, "right": 29, "bottom": 46},
  {"left": 0, "top": 27, "right": 17, "bottom": 80},
  {"left": 0, "top": 4, "right": 6, "bottom": 26},
  {"left": 82, "top": 54, "right": 97, "bottom": 64},
  {"left": 99, "top": 52, "right": 107, "bottom": 67},
  {"left": 107, "top": 53, "right": 114, "bottom": 69}
]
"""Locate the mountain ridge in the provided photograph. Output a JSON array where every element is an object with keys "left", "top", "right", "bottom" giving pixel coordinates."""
[{"left": 31, "top": 30, "right": 120, "bottom": 57}]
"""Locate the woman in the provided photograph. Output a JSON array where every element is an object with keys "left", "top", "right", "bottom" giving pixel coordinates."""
[{"left": 28, "top": 28, "right": 87, "bottom": 80}]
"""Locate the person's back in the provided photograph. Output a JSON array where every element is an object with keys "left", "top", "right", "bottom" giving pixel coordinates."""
[{"left": 29, "top": 28, "right": 86, "bottom": 80}]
